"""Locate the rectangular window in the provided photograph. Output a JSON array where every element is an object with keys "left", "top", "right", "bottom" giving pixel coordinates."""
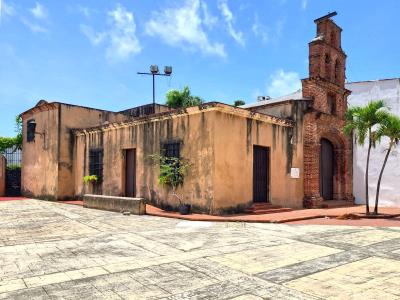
[
  {"left": 327, "top": 94, "right": 336, "bottom": 115},
  {"left": 89, "top": 149, "right": 103, "bottom": 181},
  {"left": 163, "top": 142, "right": 180, "bottom": 159},
  {"left": 27, "top": 120, "right": 36, "bottom": 142}
]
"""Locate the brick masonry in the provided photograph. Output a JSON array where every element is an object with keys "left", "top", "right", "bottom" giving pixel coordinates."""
[{"left": 302, "top": 18, "right": 353, "bottom": 207}]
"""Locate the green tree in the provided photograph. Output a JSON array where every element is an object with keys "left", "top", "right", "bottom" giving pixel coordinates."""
[
  {"left": 373, "top": 113, "right": 400, "bottom": 214},
  {"left": 149, "top": 154, "right": 191, "bottom": 206},
  {"left": 0, "top": 116, "right": 23, "bottom": 153},
  {"left": 234, "top": 100, "right": 245, "bottom": 107},
  {"left": 166, "top": 86, "right": 203, "bottom": 109},
  {"left": 344, "top": 100, "right": 388, "bottom": 214}
]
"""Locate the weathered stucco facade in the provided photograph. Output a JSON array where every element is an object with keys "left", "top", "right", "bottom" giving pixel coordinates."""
[
  {"left": 21, "top": 101, "right": 129, "bottom": 200},
  {"left": 74, "top": 104, "right": 303, "bottom": 213}
]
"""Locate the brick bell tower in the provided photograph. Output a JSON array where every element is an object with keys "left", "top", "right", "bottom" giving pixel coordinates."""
[{"left": 302, "top": 12, "right": 353, "bottom": 208}]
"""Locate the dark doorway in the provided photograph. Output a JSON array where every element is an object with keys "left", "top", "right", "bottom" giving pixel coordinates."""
[
  {"left": 3, "top": 147, "right": 21, "bottom": 196},
  {"left": 320, "top": 138, "right": 334, "bottom": 200},
  {"left": 253, "top": 146, "right": 270, "bottom": 203},
  {"left": 125, "top": 149, "right": 136, "bottom": 197}
]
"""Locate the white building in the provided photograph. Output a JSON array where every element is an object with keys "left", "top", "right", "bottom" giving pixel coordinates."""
[{"left": 347, "top": 78, "right": 400, "bottom": 207}]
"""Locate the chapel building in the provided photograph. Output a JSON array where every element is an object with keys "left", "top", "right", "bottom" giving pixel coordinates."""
[{"left": 20, "top": 13, "right": 354, "bottom": 214}]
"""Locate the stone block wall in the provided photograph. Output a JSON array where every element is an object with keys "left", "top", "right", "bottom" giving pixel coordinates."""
[{"left": 83, "top": 194, "right": 146, "bottom": 215}]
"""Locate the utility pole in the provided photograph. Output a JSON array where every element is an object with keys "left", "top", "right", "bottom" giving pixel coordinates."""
[{"left": 137, "top": 65, "right": 172, "bottom": 112}]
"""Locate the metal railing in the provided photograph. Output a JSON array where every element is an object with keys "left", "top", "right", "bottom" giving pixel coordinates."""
[{"left": 2, "top": 147, "right": 22, "bottom": 167}]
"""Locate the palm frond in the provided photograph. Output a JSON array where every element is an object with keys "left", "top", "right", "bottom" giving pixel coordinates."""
[{"left": 376, "top": 113, "right": 400, "bottom": 146}]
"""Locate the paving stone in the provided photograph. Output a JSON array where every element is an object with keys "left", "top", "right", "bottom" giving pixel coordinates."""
[
  {"left": 208, "top": 241, "right": 341, "bottom": 274},
  {"left": 163, "top": 276, "right": 320, "bottom": 300},
  {"left": 1, "top": 199, "right": 400, "bottom": 299},
  {"left": 0, "top": 286, "right": 50, "bottom": 300},
  {"left": 257, "top": 249, "right": 369, "bottom": 283},
  {"left": 0, "top": 278, "right": 26, "bottom": 293},
  {"left": 285, "top": 256, "right": 400, "bottom": 299}
]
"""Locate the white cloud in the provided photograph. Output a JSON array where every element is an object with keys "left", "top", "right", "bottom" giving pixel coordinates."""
[
  {"left": 81, "top": 4, "right": 141, "bottom": 62},
  {"left": 1, "top": 0, "right": 15, "bottom": 16},
  {"left": 217, "top": 0, "right": 244, "bottom": 46},
  {"left": 20, "top": 17, "right": 48, "bottom": 33},
  {"left": 145, "top": 0, "right": 225, "bottom": 57},
  {"left": 30, "top": 2, "right": 47, "bottom": 19},
  {"left": 67, "top": 4, "right": 95, "bottom": 18},
  {"left": 106, "top": 4, "right": 141, "bottom": 61},
  {"left": 76, "top": 5, "right": 91, "bottom": 18},
  {"left": 0, "top": 0, "right": 15, "bottom": 24},
  {"left": 302, "top": 0, "right": 308, "bottom": 10},
  {"left": 252, "top": 15, "right": 286, "bottom": 45},
  {"left": 252, "top": 14, "right": 269, "bottom": 44},
  {"left": 266, "top": 69, "right": 301, "bottom": 98},
  {"left": 0, "top": 0, "right": 48, "bottom": 32},
  {"left": 80, "top": 24, "right": 105, "bottom": 45},
  {"left": 201, "top": 1, "right": 217, "bottom": 29}
]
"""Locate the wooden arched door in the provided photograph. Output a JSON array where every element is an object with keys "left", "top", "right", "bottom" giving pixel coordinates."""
[{"left": 320, "top": 138, "right": 334, "bottom": 200}]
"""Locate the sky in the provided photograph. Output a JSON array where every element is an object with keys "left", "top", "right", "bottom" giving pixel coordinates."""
[{"left": 0, "top": 0, "right": 399, "bottom": 137}]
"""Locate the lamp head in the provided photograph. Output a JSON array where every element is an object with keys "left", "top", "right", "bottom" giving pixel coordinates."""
[
  {"left": 150, "top": 65, "right": 159, "bottom": 74},
  {"left": 164, "top": 66, "right": 172, "bottom": 75}
]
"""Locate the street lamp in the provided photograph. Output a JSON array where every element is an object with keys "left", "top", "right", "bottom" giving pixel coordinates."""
[{"left": 138, "top": 65, "right": 172, "bottom": 111}]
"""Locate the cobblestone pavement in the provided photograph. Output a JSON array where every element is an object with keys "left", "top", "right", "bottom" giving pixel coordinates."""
[{"left": 1, "top": 200, "right": 400, "bottom": 299}]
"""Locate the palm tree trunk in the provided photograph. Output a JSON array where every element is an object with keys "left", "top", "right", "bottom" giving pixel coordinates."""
[
  {"left": 374, "top": 142, "right": 393, "bottom": 215},
  {"left": 365, "top": 135, "right": 372, "bottom": 214}
]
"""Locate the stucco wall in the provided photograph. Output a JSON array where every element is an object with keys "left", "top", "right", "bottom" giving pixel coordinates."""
[
  {"left": 57, "top": 104, "right": 128, "bottom": 199},
  {"left": 0, "top": 155, "right": 5, "bottom": 196},
  {"left": 250, "top": 101, "right": 306, "bottom": 120},
  {"left": 74, "top": 107, "right": 215, "bottom": 211},
  {"left": 213, "top": 109, "right": 304, "bottom": 210},
  {"left": 347, "top": 79, "right": 400, "bottom": 207},
  {"left": 75, "top": 105, "right": 303, "bottom": 212},
  {"left": 22, "top": 105, "right": 60, "bottom": 199},
  {"left": 21, "top": 102, "right": 130, "bottom": 200}
]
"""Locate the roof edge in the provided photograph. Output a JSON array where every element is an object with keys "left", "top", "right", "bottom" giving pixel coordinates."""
[
  {"left": 74, "top": 102, "right": 293, "bottom": 135},
  {"left": 20, "top": 100, "right": 124, "bottom": 117},
  {"left": 346, "top": 78, "right": 400, "bottom": 84}
]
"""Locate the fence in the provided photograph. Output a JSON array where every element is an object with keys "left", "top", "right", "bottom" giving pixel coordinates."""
[
  {"left": 2, "top": 147, "right": 22, "bottom": 167},
  {"left": 0, "top": 155, "right": 5, "bottom": 196},
  {"left": 1, "top": 147, "right": 22, "bottom": 196}
]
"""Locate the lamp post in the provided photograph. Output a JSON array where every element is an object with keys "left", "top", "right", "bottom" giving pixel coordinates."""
[{"left": 137, "top": 65, "right": 172, "bottom": 112}]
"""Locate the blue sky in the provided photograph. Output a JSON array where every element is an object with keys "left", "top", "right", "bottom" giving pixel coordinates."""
[{"left": 0, "top": 0, "right": 399, "bottom": 136}]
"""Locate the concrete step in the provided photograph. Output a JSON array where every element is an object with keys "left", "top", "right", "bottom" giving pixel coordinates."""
[
  {"left": 244, "top": 207, "right": 293, "bottom": 215},
  {"left": 250, "top": 203, "right": 282, "bottom": 209},
  {"left": 245, "top": 203, "right": 293, "bottom": 215}
]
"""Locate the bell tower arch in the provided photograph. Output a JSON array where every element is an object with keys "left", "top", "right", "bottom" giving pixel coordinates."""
[
  {"left": 305, "top": 12, "right": 348, "bottom": 118},
  {"left": 302, "top": 12, "right": 353, "bottom": 208}
]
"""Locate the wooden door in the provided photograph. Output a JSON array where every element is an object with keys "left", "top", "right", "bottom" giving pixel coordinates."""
[
  {"left": 125, "top": 149, "right": 136, "bottom": 197},
  {"left": 253, "top": 146, "right": 270, "bottom": 203},
  {"left": 320, "top": 139, "right": 334, "bottom": 200}
]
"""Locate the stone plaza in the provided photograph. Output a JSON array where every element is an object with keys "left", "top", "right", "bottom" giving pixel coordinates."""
[{"left": 0, "top": 199, "right": 400, "bottom": 299}]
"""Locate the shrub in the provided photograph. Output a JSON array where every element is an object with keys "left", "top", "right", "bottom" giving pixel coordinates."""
[{"left": 83, "top": 175, "right": 98, "bottom": 184}]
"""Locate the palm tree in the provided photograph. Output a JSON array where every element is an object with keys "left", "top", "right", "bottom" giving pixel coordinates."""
[
  {"left": 373, "top": 113, "right": 400, "bottom": 214},
  {"left": 344, "top": 100, "right": 387, "bottom": 214}
]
